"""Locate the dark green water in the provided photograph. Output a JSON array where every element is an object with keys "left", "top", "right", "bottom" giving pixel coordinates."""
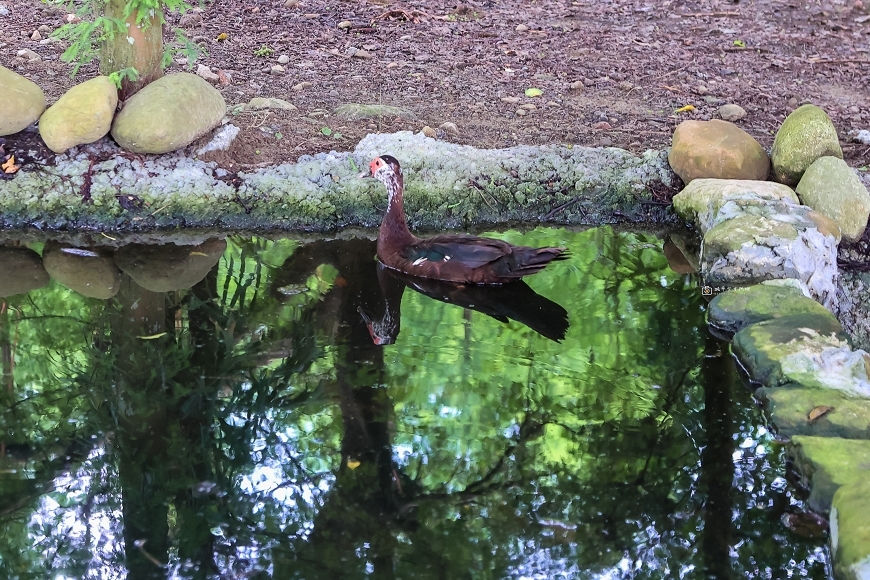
[{"left": 0, "top": 227, "right": 828, "bottom": 579}]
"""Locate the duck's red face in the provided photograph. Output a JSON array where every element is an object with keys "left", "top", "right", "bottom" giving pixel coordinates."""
[{"left": 369, "top": 157, "right": 384, "bottom": 176}]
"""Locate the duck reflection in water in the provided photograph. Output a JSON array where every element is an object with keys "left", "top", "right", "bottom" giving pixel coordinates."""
[{"left": 359, "top": 262, "right": 569, "bottom": 345}]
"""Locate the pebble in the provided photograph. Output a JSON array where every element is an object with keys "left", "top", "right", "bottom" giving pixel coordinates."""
[
  {"left": 520, "top": 103, "right": 537, "bottom": 110},
  {"left": 787, "top": 96, "right": 799, "bottom": 109},
  {"left": 37, "top": 24, "right": 51, "bottom": 33},
  {"left": 0, "top": 4, "right": 8, "bottom": 16},
  {"left": 303, "top": 13, "right": 319, "bottom": 18},
  {"left": 422, "top": 126, "right": 436, "bottom": 138},
  {"left": 618, "top": 80, "right": 634, "bottom": 91},
  {"left": 515, "top": 24, "right": 529, "bottom": 32},
  {"left": 270, "top": 64, "right": 285, "bottom": 75},
  {"left": 292, "top": 81, "right": 312, "bottom": 90},
  {"left": 196, "top": 63, "right": 220, "bottom": 83},
  {"left": 277, "top": 54, "right": 290, "bottom": 64},
  {"left": 284, "top": 0, "right": 298, "bottom": 6},
  {"left": 592, "top": 121, "right": 612, "bottom": 130},
  {"left": 353, "top": 49, "right": 374, "bottom": 59},
  {"left": 599, "top": 136, "right": 613, "bottom": 146},
  {"left": 65, "top": 13, "right": 81, "bottom": 23},
  {"left": 515, "top": 109, "right": 527, "bottom": 116},
  {"left": 345, "top": 46, "right": 358, "bottom": 57},
  {"left": 501, "top": 96, "right": 520, "bottom": 104},
  {"left": 570, "top": 80, "right": 584, "bottom": 92},
  {"left": 337, "top": 20, "right": 352, "bottom": 29},
  {"left": 16, "top": 48, "right": 40, "bottom": 61},
  {"left": 439, "top": 121, "right": 460, "bottom": 136},
  {"left": 717, "top": 103, "right": 746, "bottom": 121},
  {"left": 31, "top": 30, "right": 42, "bottom": 41},
  {"left": 386, "top": 61, "right": 399, "bottom": 68}
]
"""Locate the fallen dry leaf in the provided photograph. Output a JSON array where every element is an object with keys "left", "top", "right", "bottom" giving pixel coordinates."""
[{"left": 807, "top": 405, "right": 834, "bottom": 423}]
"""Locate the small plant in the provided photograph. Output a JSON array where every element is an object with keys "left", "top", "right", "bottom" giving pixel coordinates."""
[
  {"left": 320, "top": 127, "right": 342, "bottom": 139},
  {"left": 47, "top": 0, "right": 202, "bottom": 98},
  {"left": 254, "top": 45, "right": 274, "bottom": 57}
]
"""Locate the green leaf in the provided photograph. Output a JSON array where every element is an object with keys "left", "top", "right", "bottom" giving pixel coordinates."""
[
  {"left": 320, "top": 127, "right": 332, "bottom": 136},
  {"left": 733, "top": 39, "right": 745, "bottom": 47},
  {"left": 333, "top": 132, "right": 343, "bottom": 140},
  {"left": 525, "top": 87, "right": 543, "bottom": 97}
]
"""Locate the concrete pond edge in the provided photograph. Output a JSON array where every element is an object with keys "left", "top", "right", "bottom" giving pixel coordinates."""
[
  {"left": 0, "top": 130, "right": 678, "bottom": 232},
  {"left": 673, "top": 181, "right": 870, "bottom": 580}
]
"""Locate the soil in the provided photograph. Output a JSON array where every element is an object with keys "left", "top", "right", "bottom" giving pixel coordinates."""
[{"left": 2, "top": 0, "right": 870, "bottom": 171}]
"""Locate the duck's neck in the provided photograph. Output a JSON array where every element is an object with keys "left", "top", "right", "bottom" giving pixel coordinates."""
[{"left": 378, "top": 172, "right": 416, "bottom": 249}]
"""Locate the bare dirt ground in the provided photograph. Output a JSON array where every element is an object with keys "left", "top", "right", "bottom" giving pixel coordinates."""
[{"left": 2, "top": 0, "right": 870, "bottom": 170}]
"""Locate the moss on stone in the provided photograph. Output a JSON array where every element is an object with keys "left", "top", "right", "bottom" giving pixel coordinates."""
[
  {"left": 756, "top": 386, "right": 870, "bottom": 439},
  {"left": 732, "top": 312, "right": 847, "bottom": 386},
  {"left": 831, "top": 480, "right": 870, "bottom": 580},
  {"left": 0, "top": 132, "right": 678, "bottom": 232},
  {"left": 788, "top": 435, "right": 870, "bottom": 512},
  {"left": 708, "top": 282, "right": 832, "bottom": 334}
]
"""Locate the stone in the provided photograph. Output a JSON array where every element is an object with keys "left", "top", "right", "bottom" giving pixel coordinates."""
[
  {"left": 277, "top": 54, "right": 290, "bottom": 64},
  {"left": 270, "top": 64, "right": 285, "bottom": 75},
  {"left": 15, "top": 49, "right": 40, "bottom": 61},
  {"left": 30, "top": 30, "right": 41, "bottom": 41},
  {"left": 247, "top": 97, "right": 297, "bottom": 111},
  {"left": 421, "top": 126, "right": 436, "bottom": 138},
  {"left": 196, "top": 63, "right": 220, "bottom": 83},
  {"left": 771, "top": 104, "right": 843, "bottom": 186},
  {"left": 114, "top": 239, "right": 226, "bottom": 292},
  {"left": 733, "top": 313, "right": 870, "bottom": 397},
  {"left": 673, "top": 178, "right": 799, "bottom": 233},
  {"left": 708, "top": 282, "right": 831, "bottom": 334},
  {"left": 831, "top": 480, "right": 870, "bottom": 580},
  {"left": 756, "top": 386, "right": 870, "bottom": 439},
  {"left": 333, "top": 103, "right": 415, "bottom": 121},
  {"left": 515, "top": 24, "right": 529, "bottom": 32},
  {"left": 0, "top": 247, "right": 49, "bottom": 297},
  {"left": 0, "top": 64, "right": 46, "bottom": 135},
  {"left": 717, "top": 103, "right": 746, "bottom": 122},
  {"left": 110, "top": 73, "right": 226, "bottom": 154},
  {"left": 703, "top": 215, "right": 800, "bottom": 258},
  {"left": 668, "top": 119, "right": 770, "bottom": 183},
  {"left": 438, "top": 122, "right": 460, "bottom": 136},
  {"left": 788, "top": 435, "right": 870, "bottom": 512},
  {"left": 796, "top": 156, "right": 870, "bottom": 243},
  {"left": 41, "top": 243, "right": 122, "bottom": 299},
  {"left": 38, "top": 76, "right": 118, "bottom": 153}
]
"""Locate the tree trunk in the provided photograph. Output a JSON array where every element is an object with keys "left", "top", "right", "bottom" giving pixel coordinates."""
[{"left": 100, "top": 0, "right": 164, "bottom": 100}]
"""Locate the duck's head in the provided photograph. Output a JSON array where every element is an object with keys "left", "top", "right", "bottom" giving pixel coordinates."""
[{"left": 361, "top": 155, "right": 402, "bottom": 183}]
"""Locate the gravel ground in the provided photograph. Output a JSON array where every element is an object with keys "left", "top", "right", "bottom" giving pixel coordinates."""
[{"left": 1, "top": 0, "right": 869, "bottom": 170}]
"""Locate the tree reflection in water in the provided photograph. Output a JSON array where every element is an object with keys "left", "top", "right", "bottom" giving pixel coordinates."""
[{"left": 0, "top": 228, "right": 828, "bottom": 579}]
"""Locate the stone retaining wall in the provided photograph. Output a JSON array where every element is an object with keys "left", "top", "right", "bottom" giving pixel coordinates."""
[{"left": 0, "top": 131, "right": 676, "bottom": 232}]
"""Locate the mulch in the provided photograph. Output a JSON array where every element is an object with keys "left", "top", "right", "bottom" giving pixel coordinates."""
[{"left": 1, "top": 0, "right": 869, "bottom": 170}]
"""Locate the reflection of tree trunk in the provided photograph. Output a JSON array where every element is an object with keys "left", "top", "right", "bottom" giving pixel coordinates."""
[
  {"left": 282, "top": 239, "right": 400, "bottom": 579},
  {"left": 0, "top": 302, "right": 14, "bottom": 402},
  {"left": 173, "top": 269, "right": 219, "bottom": 576},
  {"left": 111, "top": 276, "right": 170, "bottom": 579},
  {"left": 700, "top": 332, "right": 734, "bottom": 579}
]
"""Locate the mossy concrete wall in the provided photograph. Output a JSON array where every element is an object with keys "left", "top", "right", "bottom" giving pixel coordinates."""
[{"left": 0, "top": 131, "right": 677, "bottom": 232}]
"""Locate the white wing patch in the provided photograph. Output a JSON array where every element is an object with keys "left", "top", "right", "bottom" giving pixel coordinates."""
[
  {"left": 443, "top": 255, "right": 451, "bottom": 261},
  {"left": 412, "top": 257, "right": 428, "bottom": 266}
]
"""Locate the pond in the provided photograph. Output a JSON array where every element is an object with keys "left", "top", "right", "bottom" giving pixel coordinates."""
[{"left": 0, "top": 227, "right": 828, "bottom": 579}]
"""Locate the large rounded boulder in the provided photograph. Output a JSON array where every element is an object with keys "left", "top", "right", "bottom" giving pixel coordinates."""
[
  {"left": 41, "top": 242, "right": 123, "bottom": 299},
  {"left": 796, "top": 156, "right": 870, "bottom": 243},
  {"left": 668, "top": 119, "right": 769, "bottom": 184},
  {"left": 111, "top": 73, "right": 226, "bottom": 154},
  {"left": 771, "top": 104, "right": 842, "bottom": 186},
  {"left": 0, "top": 247, "right": 49, "bottom": 297},
  {"left": 113, "top": 239, "right": 226, "bottom": 292},
  {"left": 0, "top": 65, "right": 46, "bottom": 136},
  {"left": 38, "top": 76, "right": 118, "bottom": 153}
]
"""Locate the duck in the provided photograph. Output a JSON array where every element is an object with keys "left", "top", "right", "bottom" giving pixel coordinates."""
[
  {"left": 362, "top": 155, "right": 568, "bottom": 284},
  {"left": 358, "top": 262, "right": 570, "bottom": 345}
]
